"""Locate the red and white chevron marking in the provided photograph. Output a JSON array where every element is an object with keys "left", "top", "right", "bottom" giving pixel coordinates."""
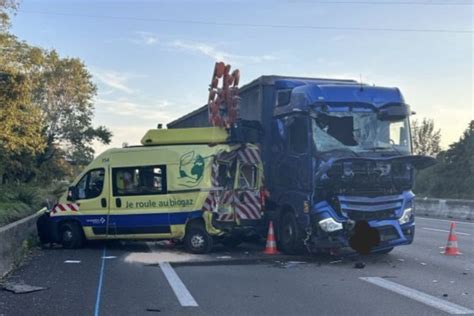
[
  {"left": 52, "top": 203, "right": 80, "bottom": 214},
  {"left": 235, "top": 191, "right": 262, "bottom": 220},
  {"left": 237, "top": 147, "right": 261, "bottom": 164},
  {"left": 218, "top": 212, "right": 235, "bottom": 221}
]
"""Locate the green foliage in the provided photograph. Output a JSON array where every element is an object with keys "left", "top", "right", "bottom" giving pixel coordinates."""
[
  {"left": 0, "top": 0, "right": 17, "bottom": 31},
  {"left": 0, "top": 19, "right": 112, "bottom": 183},
  {"left": 415, "top": 121, "right": 474, "bottom": 199},
  {"left": 411, "top": 118, "right": 441, "bottom": 157}
]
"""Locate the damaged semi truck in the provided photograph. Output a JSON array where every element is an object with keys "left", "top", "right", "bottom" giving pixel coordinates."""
[{"left": 168, "top": 75, "right": 435, "bottom": 255}]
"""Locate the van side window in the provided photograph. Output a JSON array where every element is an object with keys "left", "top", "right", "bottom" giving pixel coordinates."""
[
  {"left": 77, "top": 169, "right": 105, "bottom": 200},
  {"left": 113, "top": 165, "right": 167, "bottom": 196},
  {"left": 217, "top": 161, "right": 236, "bottom": 189},
  {"left": 238, "top": 164, "right": 257, "bottom": 189}
]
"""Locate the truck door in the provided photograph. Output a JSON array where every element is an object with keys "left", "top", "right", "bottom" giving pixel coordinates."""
[
  {"left": 281, "top": 115, "right": 312, "bottom": 191},
  {"left": 108, "top": 165, "right": 171, "bottom": 238}
]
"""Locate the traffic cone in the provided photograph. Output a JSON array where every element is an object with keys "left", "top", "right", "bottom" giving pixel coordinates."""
[
  {"left": 444, "top": 222, "right": 461, "bottom": 256},
  {"left": 263, "top": 221, "right": 280, "bottom": 255}
]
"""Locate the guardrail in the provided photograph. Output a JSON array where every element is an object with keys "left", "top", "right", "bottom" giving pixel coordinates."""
[
  {"left": 0, "top": 209, "right": 44, "bottom": 278},
  {"left": 414, "top": 198, "right": 474, "bottom": 222}
]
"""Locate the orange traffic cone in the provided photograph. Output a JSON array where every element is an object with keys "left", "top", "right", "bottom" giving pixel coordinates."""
[
  {"left": 444, "top": 222, "right": 461, "bottom": 256},
  {"left": 263, "top": 221, "right": 280, "bottom": 255}
]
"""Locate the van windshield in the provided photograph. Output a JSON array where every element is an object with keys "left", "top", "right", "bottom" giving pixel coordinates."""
[{"left": 312, "top": 112, "right": 411, "bottom": 155}]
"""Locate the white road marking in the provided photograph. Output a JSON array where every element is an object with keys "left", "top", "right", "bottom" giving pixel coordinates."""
[
  {"left": 360, "top": 277, "right": 474, "bottom": 315},
  {"left": 64, "top": 260, "right": 81, "bottom": 264},
  {"left": 422, "top": 227, "right": 471, "bottom": 236},
  {"left": 159, "top": 262, "right": 198, "bottom": 307},
  {"left": 417, "top": 217, "right": 474, "bottom": 225}
]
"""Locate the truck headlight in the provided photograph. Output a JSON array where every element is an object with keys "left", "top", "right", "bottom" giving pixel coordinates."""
[
  {"left": 398, "top": 207, "right": 413, "bottom": 225},
  {"left": 319, "top": 218, "right": 343, "bottom": 232}
]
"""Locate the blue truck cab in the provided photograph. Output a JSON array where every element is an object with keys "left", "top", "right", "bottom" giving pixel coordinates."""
[{"left": 168, "top": 76, "right": 435, "bottom": 255}]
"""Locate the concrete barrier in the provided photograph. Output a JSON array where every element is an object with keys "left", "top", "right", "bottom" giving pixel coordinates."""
[
  {"left": 0, "top": 209, "right": 44, "bottom": 278},
  {"left": 414, "top": 198, "right": 474, "bottom": 222}
]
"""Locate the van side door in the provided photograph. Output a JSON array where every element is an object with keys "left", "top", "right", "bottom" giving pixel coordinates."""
[{"left": 108, "top": 165, "right": 171, "bottom": 238}]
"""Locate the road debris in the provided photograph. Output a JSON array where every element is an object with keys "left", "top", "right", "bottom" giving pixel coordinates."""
[
  {"left": 443, "top": 294, "right": 448, "bottom": 297},
  {"left": 146, "top": 308, "right": 161, "bottom": 312},
  {"left": 353, "top": 262, "right": 366, "bottom": 269},
  {"left": 329, "top": 260, "right": 343, "bottom": 264},
  {"left": 3, "top": 282, "right": 47, "bottom": 294},
  {"left": 64, "top": 260, "right": 81, "bottom": 264},
  {"left": 420, "top": 262, "right": 427, "bottom": 266},
  {"left": 397, "top": 258, "right": 405, "bottom": 262}
]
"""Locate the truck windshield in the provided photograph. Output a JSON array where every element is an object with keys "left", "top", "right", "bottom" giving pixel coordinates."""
[{"left": 312, "top": 112, "right": 411, "bottom": 154}]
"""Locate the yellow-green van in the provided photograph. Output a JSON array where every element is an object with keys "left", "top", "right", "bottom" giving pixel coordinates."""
[{"left": 37, "top": 127, "right": 265, "bottom": 253}]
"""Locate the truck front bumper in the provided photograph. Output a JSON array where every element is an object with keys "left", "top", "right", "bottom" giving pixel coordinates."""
[{"left": 307, "top": 192, "right": 415, "bottom": 253}]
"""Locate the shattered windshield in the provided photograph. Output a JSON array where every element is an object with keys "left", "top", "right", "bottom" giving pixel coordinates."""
[{"left": 312, "top": 112, "right": 411, "bottom": 154}]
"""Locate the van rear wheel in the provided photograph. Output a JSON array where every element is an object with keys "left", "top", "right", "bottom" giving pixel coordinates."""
[
  {"left": 59, "top": 222, "right": 84, "bottom": 249},
  {"left": 184, "top": 223, "right": 213, "bottom": 254}
]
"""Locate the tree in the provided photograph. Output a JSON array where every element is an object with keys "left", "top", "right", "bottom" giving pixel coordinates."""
[
  {"left": 415, "top": 121, "right": 474, "bottom": 199},
  {"left": 32, "top": 50, "right": 112, "bottom": 166},
  {"left": 0, "top": 33, "right": 112, "bottom": 181},
  {"left": 0, "top": 0, "right": 17, "bottom": 31},
  {"left": 411, "top": 118, "right": 441, "bottom": 156},
  {"left": 0, "top": 72, "right": 46, "bottom": 182}
]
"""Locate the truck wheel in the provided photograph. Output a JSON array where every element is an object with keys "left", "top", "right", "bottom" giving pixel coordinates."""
[
  {"left": 279, "top": 212, "right": 305, "bottom": 255},
  {"left": 59, "top": 222, "right": 84, "bottom": 249},
  {"left": 221, "top": 236, "right": 242, "bottom": 249},
  {"left": 373, "top": 247, "right": 394, "bottom": 255},
  {"left": 184, "top": 223, "right": 213, "bottom": 254}
]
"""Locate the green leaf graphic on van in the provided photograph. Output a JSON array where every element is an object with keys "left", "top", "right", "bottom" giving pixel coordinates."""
[{"left": 178, "top": 151, "right": 205, "bottom": 187}]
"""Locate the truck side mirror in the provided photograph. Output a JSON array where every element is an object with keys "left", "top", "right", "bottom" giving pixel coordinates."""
[{"left": 67, "top": 186, "right": 77, "bottom": 202}]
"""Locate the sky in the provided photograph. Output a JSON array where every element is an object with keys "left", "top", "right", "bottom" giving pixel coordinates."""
[{"left": 9, "top": 0, "right": 473, "bottom": 154}]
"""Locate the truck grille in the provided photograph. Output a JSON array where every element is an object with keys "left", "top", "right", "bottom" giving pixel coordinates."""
[{"left": 338, "top": 195, "right": 402, "bottom": 221}]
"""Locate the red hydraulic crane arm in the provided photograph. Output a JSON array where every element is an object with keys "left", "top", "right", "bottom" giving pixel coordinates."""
[{"left": 208, "top": 62, "right": 240, "bottom": 128}]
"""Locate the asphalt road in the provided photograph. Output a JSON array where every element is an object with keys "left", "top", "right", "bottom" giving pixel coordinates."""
[{"left": 0, "top": 217, "right": 473, "bottom": 316}]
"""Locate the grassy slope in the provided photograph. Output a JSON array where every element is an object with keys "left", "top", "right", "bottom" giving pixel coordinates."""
[{"left": 0, "top": 183, "right": 67, "bottom": 226}]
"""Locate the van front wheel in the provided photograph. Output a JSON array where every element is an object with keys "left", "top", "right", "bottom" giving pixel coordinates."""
[
  {"left": 184, "top": 224, "right": 213, "bottom": 254},
  {"left": 60, "top": 222, "right": 84, "bottom": 249}
]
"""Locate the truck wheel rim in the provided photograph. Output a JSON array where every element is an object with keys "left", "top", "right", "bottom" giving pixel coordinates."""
[
  {"left": 63, "top": 230, "right": 73, "bottom": 242},
  {"left": 283, "top": 223, "right": 293, "bottom": 243},
  {"left": 191, "top": 235, "right": 205, "bottom": 249}
]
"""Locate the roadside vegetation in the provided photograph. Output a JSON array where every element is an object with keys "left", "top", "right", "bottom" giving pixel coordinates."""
[
  {"left": 413, "top": 120, "right": 474, "bottom": 200},
  {"left": 0, "top": 2, "right": 112, "bottom": 225}
]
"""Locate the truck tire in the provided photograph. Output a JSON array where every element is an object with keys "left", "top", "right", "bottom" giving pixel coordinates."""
[
  {"left": 373, "top": 247, "right": 394, "bottom": 255},
  {"left": 184, "top": 223, "right": 213, "bottom": 254},
  {"left": 279, "top": 211, "right": 305, "bottom": 255},
  {"left": 221, "top": 236, "right": 242, "bottom": 249},
  {"left": 59, "top": 222, "right": 84, "bottom": 249},
  {"left": 37, "top": 212, "right": 53, "bottom": 245}
]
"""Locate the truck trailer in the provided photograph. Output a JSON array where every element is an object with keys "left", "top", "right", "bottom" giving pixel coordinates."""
[{"left": 168, "top": 75, "right": 435, "bottom": 255}]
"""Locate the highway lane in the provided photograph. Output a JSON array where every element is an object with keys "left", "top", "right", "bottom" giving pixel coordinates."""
[{"left": 0, "top": 217, "right": 472, "bottom": 316}]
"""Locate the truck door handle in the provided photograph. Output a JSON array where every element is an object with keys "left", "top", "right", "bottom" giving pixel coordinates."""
[
  {"left": 101, "top": 198, "right": 107, "bottom": 208},
  {"left": 116, "top": 198, "right": 122, "bottom": 208}
]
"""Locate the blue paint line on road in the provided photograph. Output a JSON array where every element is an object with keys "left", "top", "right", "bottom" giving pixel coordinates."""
[{"left": 94, "top": 246, "right": 107, "bottom": 316}]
